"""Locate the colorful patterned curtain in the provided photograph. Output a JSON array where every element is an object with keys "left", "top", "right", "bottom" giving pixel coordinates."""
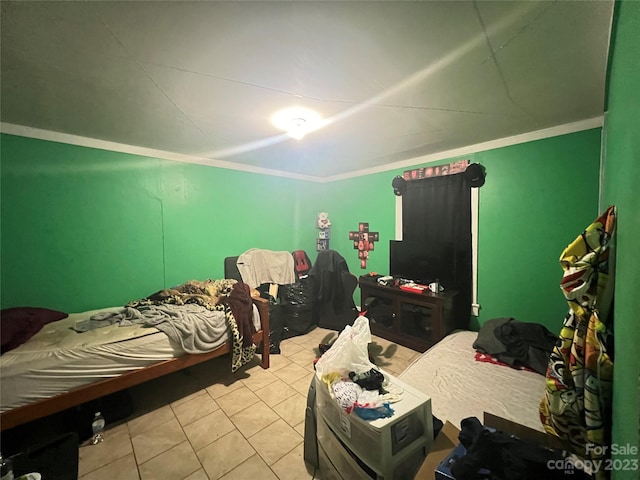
[{"left": 539, "top": 205, "right": 616, "bottom": 479}]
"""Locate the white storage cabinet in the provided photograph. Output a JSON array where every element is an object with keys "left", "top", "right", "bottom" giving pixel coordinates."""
[{"left": 315, "top": 371, "right": 433, "bottom": 480}]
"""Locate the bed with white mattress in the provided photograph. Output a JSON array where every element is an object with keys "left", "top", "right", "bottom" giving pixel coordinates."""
[
  {"left": 0, "top": 290, "right": 269, "bottom": 431},
  {"left": 398, "top": 330, "right": 546, "bottom": 432}
]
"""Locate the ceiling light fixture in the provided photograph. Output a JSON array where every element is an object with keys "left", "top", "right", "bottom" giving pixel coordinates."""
[
  {"left": 271, "top": 107, "right": 323, "bottom": 140},
  {"left": 288, "top": 117, "right": 307, "bottom": 140}
]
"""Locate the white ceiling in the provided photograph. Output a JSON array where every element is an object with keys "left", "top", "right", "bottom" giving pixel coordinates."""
[{"left": 0, "top": 1, "right": 614, "bottom": 179}]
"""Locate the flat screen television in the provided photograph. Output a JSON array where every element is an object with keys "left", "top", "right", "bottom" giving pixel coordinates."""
[{"left": 389, "top": 240, "right": 457, "bottom": 287}]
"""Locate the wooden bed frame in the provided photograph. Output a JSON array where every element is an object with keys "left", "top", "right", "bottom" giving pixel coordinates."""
[{"left": 0, "top": 296, "right": 270, "bottom": 432}]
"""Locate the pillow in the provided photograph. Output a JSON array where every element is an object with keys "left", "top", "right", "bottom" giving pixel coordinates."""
[{"left": 1, "top": 307, "right": 68, "bottom": 354}]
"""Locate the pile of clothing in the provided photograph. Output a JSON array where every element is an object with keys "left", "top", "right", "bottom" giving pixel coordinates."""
[
  {"left": 472, "top": 317, "right": 557, "bottom": 375},
  {"left": 450, "top": 417, "right": 590, "bottom": 480},
  {"left": 320, "top": 368, "right": 402, "bottom": 420}
]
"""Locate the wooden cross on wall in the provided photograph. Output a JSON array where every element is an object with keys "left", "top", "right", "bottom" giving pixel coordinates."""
[{"left": 349, "top": 222, "right": 379, "bottom": 269}]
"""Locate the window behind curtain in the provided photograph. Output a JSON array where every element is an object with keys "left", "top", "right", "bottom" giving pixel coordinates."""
[{"left": 401, "top": 172, "right": 472, "bottom": 329}]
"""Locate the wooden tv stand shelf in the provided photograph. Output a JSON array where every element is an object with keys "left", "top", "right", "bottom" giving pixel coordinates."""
[{"left": 359, "top": 278, "right": 457, "bottom": 352}]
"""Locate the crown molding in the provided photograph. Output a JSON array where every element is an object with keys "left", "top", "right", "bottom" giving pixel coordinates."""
[
  {"left": 0, "top": 123, "right": 320, "bottom": 182},
  {"left": 324, "top": 116, "right": 604, "bottom": 182},
  {"left": 1, "top": 116, "right": 603, "bottom": 183}
]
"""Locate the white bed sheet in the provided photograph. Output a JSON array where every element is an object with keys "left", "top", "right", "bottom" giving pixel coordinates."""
[
  {"left": 398, "top": 330, "right": 546, "bottom": 432},
  {"left": 1, "top": 305, "right": 261, "bottom": 412}
]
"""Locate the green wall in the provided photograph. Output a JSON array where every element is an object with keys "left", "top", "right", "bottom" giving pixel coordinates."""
[
  {"left": 311, "top": 171, "right": 400, "bottom": 279},
  {"left": 319, "top": 129, "right": 602, "bottom": 333},
  {"left": 1, "top": 128, "right": 602, "bottom": 335},
  {"left": 601, "top": 1, "right": 640, "bottom": 477},
  {"left": 0, "top": 135, "right": 322, "bottom": 312},
  {"left": 473, "top": 131, "right": 601, "bottom": 330}
]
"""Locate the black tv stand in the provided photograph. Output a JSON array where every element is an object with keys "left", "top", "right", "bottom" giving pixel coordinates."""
[{"left": 359, "top": 277, "right": 457, "bottom": 352}]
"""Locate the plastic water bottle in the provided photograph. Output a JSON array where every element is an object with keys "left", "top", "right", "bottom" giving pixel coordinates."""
[
  {"left": 0, "top": 454, "right": 14, "bottom": 480},
  {"left": 91, "top": 412, "right": 105, "bottom": 445}
]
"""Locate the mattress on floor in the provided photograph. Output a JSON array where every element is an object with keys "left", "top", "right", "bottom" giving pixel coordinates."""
[
  {"left": 1, "top": 305, "right": 261, "bottom": 412},
  {"left": 398, "top": 330, "right": 547, "bottom": 432}
]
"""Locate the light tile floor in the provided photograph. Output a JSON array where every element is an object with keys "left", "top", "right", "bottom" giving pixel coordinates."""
[{"left": 77, "top": 327, "right": 421, "bottom": 480}]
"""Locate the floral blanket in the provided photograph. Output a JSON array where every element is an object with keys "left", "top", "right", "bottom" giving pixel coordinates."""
[{"left": 539, "top": 206, "right": 616, "bottom": 479}]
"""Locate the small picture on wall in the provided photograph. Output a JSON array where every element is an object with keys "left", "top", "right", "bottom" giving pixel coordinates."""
[{"left": 316, "top": 239, "right": 329, "bottom": 251}]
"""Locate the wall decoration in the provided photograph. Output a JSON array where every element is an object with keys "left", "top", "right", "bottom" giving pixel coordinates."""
[
  {"left": 317, "top": 212, "right": 331, "bottom": 229},
  {"left": 316, "top": 212, "right": 331, "bottom": 251},
  {"left": 392, "top": 175, "right": 407, "bottom": 196},
  {"left": 403, "top": 159, "right": 469, "bottom": 181},
  {"left": 349, "top": 222, "right": 379, "bottom": 269},
  {"left": 316, "top": 238, "right": 329, "bottom": 251}
]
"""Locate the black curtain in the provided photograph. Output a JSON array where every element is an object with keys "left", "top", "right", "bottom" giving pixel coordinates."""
[{"left": 401, "top": 172, "right": 472, "bottom": 329}]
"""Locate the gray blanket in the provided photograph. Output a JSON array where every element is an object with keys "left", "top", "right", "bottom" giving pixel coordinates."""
[
  {"left": 73, "top": 304, "right": 228, "bottom": 354},
  {"left": 72, "top": 307, "right": 147, "bottom": 331},
  {"left": 142, "top": 304, "right": 228, "bottom": 354}
]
